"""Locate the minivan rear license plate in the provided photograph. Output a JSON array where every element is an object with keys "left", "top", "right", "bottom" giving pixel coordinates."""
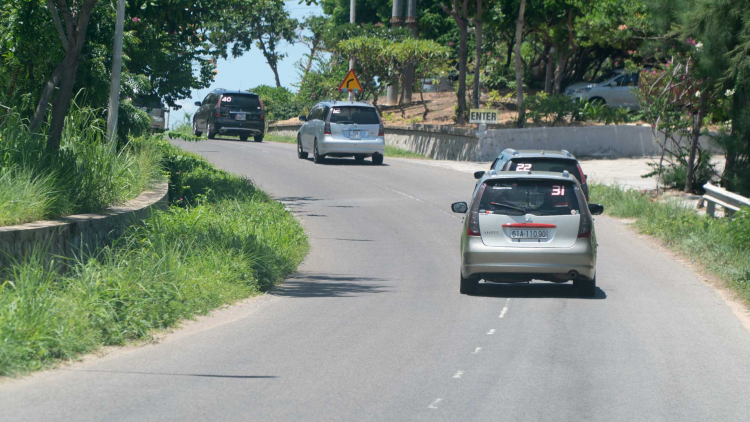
[
  {"left": 235, "top": 113, "right": 246, "bottom": 121},
  {"left": 349, "top": 131, "right": 361, "bottom": 139},
  {"left": 510, "top": 230, "right": 548, "bottom": 239}
]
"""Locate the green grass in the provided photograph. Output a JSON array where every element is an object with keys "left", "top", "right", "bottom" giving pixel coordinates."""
[
  {"left": 264, "top": 133, "right": 296, "bottom": 144},
  {"left": 0, "top": 107, "right": 163, "bottom": 226},
  {"left": 0, "top": 139, "right": 309, "bottom": 376},
  {"left": 590, "top": 184, "right": 750, "bottom": 303}
]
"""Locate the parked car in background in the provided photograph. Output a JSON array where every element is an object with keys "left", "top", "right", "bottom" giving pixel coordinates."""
[
  {"left": 474, "top": 149, "right": 590, "bottom": 200},
  {"left": 564, "top": 69, "right": 640, "bottom": 110},
  {"left": 452, "top": 171, "right": 604, "bottom": 297},
  {"left": 133, "top": 98, "right": 168, "bottom": 132},
  {"left": 193, "top": 89, "right": 265, "bottom": 142},
  {"left": 297, "top": 101, "right": 385, "bottom": 165}
]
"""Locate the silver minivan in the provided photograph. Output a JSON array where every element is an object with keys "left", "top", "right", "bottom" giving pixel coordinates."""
[
  {"left": 565, "top": 69, "right": 640, "bottom": 110},
  {"left": 452, "top": 171, "right": 604, "bottom": 297},
  {"left": 297, "top": 101, "right": 385, "bottom": 165}
]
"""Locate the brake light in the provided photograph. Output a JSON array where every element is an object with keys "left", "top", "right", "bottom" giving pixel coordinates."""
[
  {"left": 577, "top": 212, "right": 592, "bottom": 238},
  {"left": 378, "top": 123, "right": 384, "bottom": 137},
  {"left": 215, "top": 95, "right": 222, "bottom": 117},
  {"left": 577, "top": 163, "right": 586, "bottom": 184},
  {"left": 324, "top": 121, "right": 331, "bottom": 135},
  {"left": 467, "top": 183, "right": 487, "bottom": 236}
]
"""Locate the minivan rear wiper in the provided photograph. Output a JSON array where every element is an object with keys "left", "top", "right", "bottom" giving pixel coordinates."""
[{"left": 490, "top": 202, "right": 525, "bottom": 213}]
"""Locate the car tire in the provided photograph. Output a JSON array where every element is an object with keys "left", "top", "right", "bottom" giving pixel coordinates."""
[
  {"left": 254, "top": 135, "right": 263, "bottom": 142},
  {"left": 372, "top": 154, "right": 384, "bottom": 165},
  {"left": 239, "top": 134, "right": 249, "bottom": 142},
  {"left": 460, "top": 273, "right": 479, "bottom": 295},
  {"left": 354, "top": 154, "right": 365, "bottom": 162},
  {"left": 313, "top": 140, "right": 325, "bottom": 164},
  {"left": 192, "top": 120, "right": 202, "bottom": 137},
  {"left": 574, "top": 276, "right": 596, "bottom": 297},
  {"left": 207, "top": 124, "right": 217, "bottom": 139},
  {"left": 297, "top": 137, "right": 308, "bottom": 159}
]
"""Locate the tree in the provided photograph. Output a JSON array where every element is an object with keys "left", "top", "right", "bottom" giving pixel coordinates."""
[
  {"left": 223, "top": 0, "right": 298, "bottom": 88},
  {"left": 393, "top": 39, "right": 451, "bottom": 119},
  {"left": 336, "top": 36, "right": 392, "bottom": 108},
  {"left": 441, "top": 0, "right": 471, "bottom": 124},
  {"left": 514, "top": 0, "right": 527, "bottom": 127}
]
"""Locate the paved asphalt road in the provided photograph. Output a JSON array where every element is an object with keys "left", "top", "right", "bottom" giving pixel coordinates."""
[{"left": 3, "top": 138, "right": 750, "bottom": 421}]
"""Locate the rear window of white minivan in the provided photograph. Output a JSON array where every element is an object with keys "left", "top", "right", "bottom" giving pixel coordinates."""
[
  {"left": 479, "top": 179, "right": 580, "bottom": 216},
  {"left": 329, "top": 107, "right": 380, "bottom": 125}
]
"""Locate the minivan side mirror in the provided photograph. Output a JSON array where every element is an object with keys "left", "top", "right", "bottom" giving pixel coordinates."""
[
  {"left": 452, "top": 202, "right": 468, "bottom": 214},
  {"left": 474, "top": 171, "right": 485, "bottom": 180},
  {"left": 588, "top": 204, "right": 604, "bottom": 215},
  {"left": 194, "top": 101, "right": 202, "bottom": 107},
  {"left": 299, "top": 115, "right": 307, "bottom": 122}
]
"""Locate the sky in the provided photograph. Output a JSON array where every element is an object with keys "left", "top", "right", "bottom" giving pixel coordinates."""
[{"left": 169, "top": 2, "right": 324, "bottom": 128}]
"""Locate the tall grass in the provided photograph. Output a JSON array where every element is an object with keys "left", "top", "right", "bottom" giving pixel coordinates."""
[
  {"left": 0, "top": 106, "right": 163, "bottom": 225},
  {"left": 0, "top": 140, "right": 309, "bottom": 376},
  {"left": 590, "top": 184, "right": 750, "bottom": 303}
]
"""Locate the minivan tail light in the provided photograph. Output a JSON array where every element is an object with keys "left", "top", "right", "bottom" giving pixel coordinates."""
[
  {"left": 577, "top": 212, "right": 592, "bottom": 238},
  {"left": 577, "top": 163, "right": 586, "bottom": 184},
  {"left": 324, "top": 121, "right": 331, "bottom": 135},
  {"left": 467, "top": 183, "right": 487, "bottom": 236},
  {"left": 378, "top": 123, "right": 384, "bottom": 137}
]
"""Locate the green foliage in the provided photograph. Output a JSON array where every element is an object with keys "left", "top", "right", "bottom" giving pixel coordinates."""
[
  {"left": 0, "top": 140, "right": 309, "bottom": 375},
  {"left": 250, "top": 85, "right": 303, "bottom": 121},
  {"left": 590, "top": 184, "right": 750, "bottom": 303},
  {"left": 526, "top": 93, "right": 583, "bottom": 126},
  {"left": 0, "top": 107, "right": 163, "bottom": 225}
]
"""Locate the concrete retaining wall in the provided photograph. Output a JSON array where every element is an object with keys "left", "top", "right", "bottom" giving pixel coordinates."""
[
  {"left": 268, "top": 123, "right": 720, "bottom": 161},
  {"left": 0, "top": 181, "right": 169, "bottom": 269}
]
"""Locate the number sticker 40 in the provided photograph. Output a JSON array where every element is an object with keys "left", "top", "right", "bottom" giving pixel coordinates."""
[{"left": 515, "top": 163, "right": 532, "bottom": 171}]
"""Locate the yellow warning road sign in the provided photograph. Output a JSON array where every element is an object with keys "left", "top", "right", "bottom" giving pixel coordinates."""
[{"left": 338, "top": 69, "right": 363, "bottom": 93}]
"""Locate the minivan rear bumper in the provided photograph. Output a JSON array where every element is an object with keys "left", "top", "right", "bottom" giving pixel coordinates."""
[
  {"left": 320, "top": 135, "right": 385, "bottom": 156},
  {"left": 461, "top": 236, "right": 596, "bottom": 280},
  {"left": 214, "top": 118, "right": 264, "bottom": 136}
]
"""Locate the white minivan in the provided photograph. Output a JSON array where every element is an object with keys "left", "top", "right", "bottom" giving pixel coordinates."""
[
  {"left": 565, "top": 69, "right": 640, "bottom": 110},
  {"left": 297, "top": 101, "right": 385, "bottom": 165}
]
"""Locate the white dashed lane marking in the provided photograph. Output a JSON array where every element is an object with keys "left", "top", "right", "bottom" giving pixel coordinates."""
[
  {"left": 428, "top": 398, "right": 442, "bottom": 409},
  {"left": 452, "top": 371, "right": 464, "bottom": 379},
  {"left": 472, "top": 347, "right": 482, "bottom": 354},
  {"left": 487, "top": 329, "right": 496, "bottom": 335}
]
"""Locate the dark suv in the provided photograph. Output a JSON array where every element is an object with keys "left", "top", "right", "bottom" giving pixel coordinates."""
[{"left": 193, "top": 89, "right": 265, "bottom": 142}]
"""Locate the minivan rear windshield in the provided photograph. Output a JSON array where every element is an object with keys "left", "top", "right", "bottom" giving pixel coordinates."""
[
  {"left": 329, "top": 107, "right": 380, "bottom": 125},
  {"left": 479, "top": 179, "right": 580, "bottom": 216},
  {"left": 219, "top": 94, "right": 261, "bottom": 110},
  {"left": 506, "top": 158, "right": 583, "bottom": 182}
]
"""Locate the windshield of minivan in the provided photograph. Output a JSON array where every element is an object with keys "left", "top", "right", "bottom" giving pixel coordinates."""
[
  {"left": 479, "top": 179, "right": 580, "bottom": 216},
  {"left": 505, "top": 158, "right": 584, "bottom": 182},
  {"left": 219, "top": 94, "right": 261, "bottom": 110},
  {"left": 329, "top": 107, "right": 380, "bottom": 125},
  {"left": 593, "top": 71, "right": 619, "bottom": 83}
]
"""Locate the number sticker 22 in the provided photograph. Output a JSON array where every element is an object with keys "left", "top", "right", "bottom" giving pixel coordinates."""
[{"left": 515, "top": 163, "right": 532, "bottom": 171}]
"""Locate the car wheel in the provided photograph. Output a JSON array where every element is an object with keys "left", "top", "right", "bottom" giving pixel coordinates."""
[
  {"left": 254, "top": 135, "right": 263, "bottom": 142},
  {"left": 239, "top": 134, "right": 249, "bottom": 142},
  {"left": 207, "top": 124, "right": 217, "bottom": 139},
  {"left": 574, "top": 276, "right": 596, "bottom": 297},
  {"left": 354, "top": 154, "right": 365, "bottom": 162},
  {"left": 192, "top": 120, "right": 202, "bottom": 137},
  {"left": 313, "top": 140, "right": 325, "bottom": 164},
  {"left": 460, "top": 273, "right": 479, "bottom": 295},
  {"left": 297, "top": 136, "right": 308, "bottom": 159},
  {"left": 372, "top": 154, "right": 384, "bottom": 165}
]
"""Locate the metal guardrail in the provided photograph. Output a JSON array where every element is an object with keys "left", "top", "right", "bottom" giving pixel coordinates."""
[{"left": 702, "top": 183, "right": 750, "bottom": 217}]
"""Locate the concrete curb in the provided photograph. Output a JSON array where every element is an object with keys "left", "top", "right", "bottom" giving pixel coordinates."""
[{"left": 0, "top": 181, "right": 169, "bottom": 269}]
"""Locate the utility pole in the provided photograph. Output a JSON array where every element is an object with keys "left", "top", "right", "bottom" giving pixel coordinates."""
[
  {"left": 106, "top": 0, "right": 126, "bottom": 141},
  {"left": 403, "top": 0, "right": 417, "bottom": 104},
  {"left": 349, "top": 0, "right": 356, "bottom": 101},
  {"left": 473, "top": 0, "right": 482, "bottom": 109},
  {"left": 386, "top": 0, "right": 403, "bottom": 106}
]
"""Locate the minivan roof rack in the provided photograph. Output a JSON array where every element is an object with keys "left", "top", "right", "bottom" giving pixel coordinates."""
[
  {"left": 505, "top": 148, "right": 519, "bottom": 155},
  {"left": 561, "top": 149, "right": 573, "bottom": 157}
]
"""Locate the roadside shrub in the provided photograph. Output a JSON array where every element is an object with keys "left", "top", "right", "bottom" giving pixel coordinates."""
[
  {"left": 0, "top": 168, "right": 58, "bottom": 225},
  {"left": 0, "top": 142, "right": 308, "bottom": 375},
  {"left": 116, "top": 100, "right": 151, "bottom": 146},
  {"left": 526, "top": 93, "right": 583, "bottom": 126},
  {"left": 251, "top": 85, "right": 304, "bottom": 122}
]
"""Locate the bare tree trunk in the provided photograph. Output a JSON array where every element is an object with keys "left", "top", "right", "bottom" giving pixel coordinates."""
[
  {"left": 456, "top": 15, "right": 469, "bottom": 124},
  {"left": 685, "top": 90, "right": 708, "bottom": 192},
  {"left": 30, "top": 62, "right": 65, "bottom": 132},
  {"left": 554, "top": 48, "right": 574, "bottom": 94},
  {"left": 47, "top": 62, "right": 79, "bottom": 151},
  {"left": 544, "top": 46, "right": 555, "bottom": 94},
  {"left": 473, "top": 0, "right": 483, "bottom": 109},
  {"left": 514, "top": 0, "right": 527, "bottom": 128}
]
